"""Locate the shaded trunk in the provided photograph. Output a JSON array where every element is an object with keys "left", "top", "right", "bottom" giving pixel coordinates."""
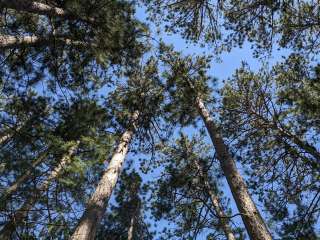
[
  {"left": 0, "top": 34, "right": 85, "bottom": 49},
  {"left": 195, "top": 96, "right": 272, "bottom": 240},
  {"left": 0, "top": 150, "right": 49, "bottom": 204},
  {"left": 0, "top": 142, "right": 79, "bottom": 240},
  {"left": 70, "top": 111, "right": 139, "bottom": 240},
  {"left": 194, "top": 158, "right": 236, "bottom": 240}
]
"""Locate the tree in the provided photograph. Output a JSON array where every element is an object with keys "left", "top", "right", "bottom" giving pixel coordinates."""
[
  {"left": 0, "top": 0, "right": 147, "bottom": 94},
  {"left": 96, "top": 170, "right": 154, "bottom": 240},
  {"left": 0, "top": 95, "right": 115, "bottom": 238},
  {"left": 151, "top": 133, "right": 242, "bottom": 240},
  {"left": 0, "top": 140, "right": 79, "bottom": 239},
  {"left": 70, "top": 58, "right": 165, "bottom": 240},
  {"left": 159, "top": 45, "right": 272, "bottom": 240},
  {"left": 144, "top": 0, "right": 320, "bottom": 55},
  {"left": 220, "top": 55, "right": 320, "bottom": 239}
]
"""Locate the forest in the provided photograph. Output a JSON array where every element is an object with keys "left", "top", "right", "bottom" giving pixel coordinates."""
[{"left": 0, "top": 0, "right": 319, "bottom": 239}]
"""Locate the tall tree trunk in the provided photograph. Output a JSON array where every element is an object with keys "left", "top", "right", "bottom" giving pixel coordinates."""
[
  {"left": 195, "top": 96, "right": 272, "bottom": 240},
  {"left": 0, "top": 142, "right": 79, "bottom": 240},
  {"left": 127, "top": 213, "right": 135, "bottom": 240},
  {"left": 0, "top": 0, "right": 94, "bottom": 22},
  {"left": 194, "top": 158, "right": 236, "bottom": 240},
  {"left": 0, "top": 34, "right": 85, "bottom": 49},
  {"left": 70, "top": 111, "right": 139, "bottom": 240},
  {"left": 0, "top": 150, "right": 49, "bottom": 204},
  {"left": 1, "top": 0, "right": 68, "bottom": 18}
]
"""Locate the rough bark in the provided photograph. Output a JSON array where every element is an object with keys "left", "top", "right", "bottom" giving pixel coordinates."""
[
  {"left": 0, "top": 150, "right": 49, "bottom": 204},
  {"left": 194, "top": 158, "right": 236, "bottom": 240},
  {"left": 0, "top": 142, "right": 79, "bottom": 240},
  {"left": 0, "top": 34, "right": 85, "bottom": 49},
  {"left": 195, "top": 96, "right": 272, "bottom": 240},
  {"left": 70, "top": 111, "right": 139, "bottom": 240}
]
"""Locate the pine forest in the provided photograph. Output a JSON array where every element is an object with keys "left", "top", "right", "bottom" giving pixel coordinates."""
[{"left": 0, "top": 0, "right": 319, "bottom": 239}]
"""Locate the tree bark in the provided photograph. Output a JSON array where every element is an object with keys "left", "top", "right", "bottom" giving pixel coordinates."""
[
  {"left": 1, "top": 0, "right": 69, "bottom": 18},
  {"left": 0, "top": 124, "right": 23, "bottom": 145},
  {"left": 0, "top": 150, "right": 49, "bottom": 204},
  {"left": 195, "top": 96, "right": 272, "bottom": 240},
  {"left": 0, "top": 34, "right": 85, "bottom": 49},
  {"left": 0, "top": 142, "right": 79, "bottom": 240},
  {"left": 127, "top": 213, "right": 135, "bottom": 240},
  {"left": 70, "top": 111, "right": 139, "bottom": 240},
  {"left": 0, "top": 0, "right": 94, "bottom": 22},
  {"left": 194, "top": 158, "right": 236, "bottom": 240}
]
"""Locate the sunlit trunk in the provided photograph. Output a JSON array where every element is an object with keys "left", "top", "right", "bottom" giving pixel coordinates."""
[
  {"left": 0, "top": 142, "right": 79, "bottom": 240},
  {"left": 0, "top": 34, "right": 84, "bottom": 49},
  {"left": 127, "top": 213, "right": 135, "bottom": 240},
  {"left": 70, "top": 111, "right": 139, "bottom": 240},
  {"left": 1, "top": 0, "right": 68, "bottom": 18},
  {"left": 0, "top": 0, "right": 94, "bottom": 22}
]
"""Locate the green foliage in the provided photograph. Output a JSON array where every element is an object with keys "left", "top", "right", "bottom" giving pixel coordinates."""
[
  {"left": 144, "top": 0, "right": 320, "bottom": 55},
  {"left": 150, "top": 134, "right": 244, "bottom": 239},
  {"left": 159, "top": 44, "right": 215, "bottom": 126}
]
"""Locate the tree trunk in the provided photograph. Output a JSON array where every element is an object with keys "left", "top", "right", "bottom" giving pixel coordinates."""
[
  {"left": 0, "top": 124, "right": 23, "bottom": 145},
  {"left": 194, "top": 158, "right": 236, "bottom": 240},
  {"left": 0, "top": 133, "right": 10, "bottom": 145},
  {"left": 0, "top": 150, "right": 49, "bottom": 204},
  {"left": 0, "top": 34, "right": 85, "bottom": 49},
  {"left": 70, "top": 111, "right": 139, "bottom": 240},
  {"left": 0, "top": 0, "right": 94, "bottom": 22},
  {"left": 1, "top": 0, "right": 68, "bottom": 18},
  {"left": 127, "top": 213, "right": 135, "bottom": 240},
  {"left": 195, "top": 96, "right": 272, "bottom": 240},
  {"left": 0, "top": 142, "right": 79, "bottom": 240}
]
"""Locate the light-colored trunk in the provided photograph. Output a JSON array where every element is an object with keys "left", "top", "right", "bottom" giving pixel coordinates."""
[
  {"left": 0, "top": 150, "right": 49, "bottom": 203},
  {"left": 0, "top": 34, "right": 85, "bottom": 49},
  {"left": 0, "top": 133, "right": 10, "bottom": 145},
  {"left": 0, "top": 0, "right": 67, "bottom": 18},
  {"left": 127, "top": 213, "right": 135, "bottom": 240},
  {"left": 195, "top": 96, "right": 272, "bottom": 240},
  {"left": 0, "top": 124, "right": 23, "bottom": 145},
  {"left": 70, "top": 111, "right": 139, "bottom": 240},
  {"left": 0, "top": 0, "right": 94, "bottom": 22},
  {"left": 0, "top": 142, "right": 79, "bottom": 240},
  {"left": 194, "top": 159, "right": 236, "bottom": 240}
]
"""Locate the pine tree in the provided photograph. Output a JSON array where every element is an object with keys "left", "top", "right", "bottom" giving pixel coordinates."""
[
  {"left": 70, "top": 58, "right": 165, "bottom": 239},
  {"left": 159, "top": 45, "right": 272, "bottom": 240},
  {"left": 96, "top": 170, "right": 154, "bottom": 240},
  {"left": 144, "top": 0, "right": 320, "bottom": 54},
  {"left": 220, "top": 55, "right": 320, "bottom": 239},
  {"left": 0, "top": 140, "right": 79, "bottom": 239},
  {"left": 151, "top": 133, "right": 241, "bottom": 240}
]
